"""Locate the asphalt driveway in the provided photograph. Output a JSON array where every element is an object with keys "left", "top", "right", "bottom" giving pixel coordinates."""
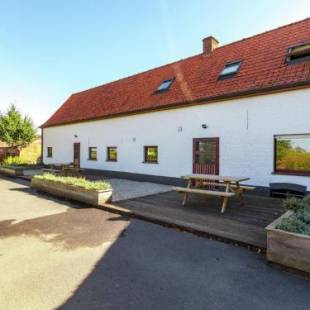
[{"left": 0, "top": 177, "right": 309, "bottom": 310}]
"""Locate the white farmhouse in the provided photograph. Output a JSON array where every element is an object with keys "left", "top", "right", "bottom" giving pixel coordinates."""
[{"left": 42, "top": 18, "right": 310, "bottom": 191}]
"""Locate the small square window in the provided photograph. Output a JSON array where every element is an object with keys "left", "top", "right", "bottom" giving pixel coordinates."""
[
  {"left": 287, "top": 43, "right": 310, "bottom": 64},
  {"left": 107, "top": 147, "right": 117, "bottom": 162},
  {"left": 144, "top": 146, "right": 158, "bottom": 163},
  {"left": 88, "top": 147, "right": 97, "bottom": 161},
  {"left": 156, "top": 79, "right": 174, "bottom": 92},
  {"left": 219, "top": 61, "right": 242, "bottom": 79},
  {"left": 47, "top": 147, "right": 53, "bottom": 158}
]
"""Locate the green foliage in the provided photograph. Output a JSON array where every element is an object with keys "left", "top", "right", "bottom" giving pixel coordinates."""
[
  {"left": 277, "top": 198, "right": 310, "bottom": 235},
  {"left": 296, "top": 205, "right": 310, "bottom": 225},
  {"left": 1, "top": 155, "right": 37, "bottom": 166},
  {"left": 34, "top": 173, "right": 111, "bottom": 191},
  {"left": 2, "top": 156, "right": 27, "bottom": 166},
  {"left": 277, "top": 215, "right": 310, "bottom": 236},
  {"left": 276, "top": 139, "right": 292, "bottom": 162},
  {"left": 276, "top": 137, "right": 310, "bottom": 171},
  {"left": 0, "top": 105, "right": 36, "bottom": 149},
  {"left": 282, "top": 197, "right": 309, "bottom": 211}
]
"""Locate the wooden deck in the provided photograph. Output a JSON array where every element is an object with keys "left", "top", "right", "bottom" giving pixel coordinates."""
[{"left": 114, "top": 191, "right": 285, "bottom": 249}]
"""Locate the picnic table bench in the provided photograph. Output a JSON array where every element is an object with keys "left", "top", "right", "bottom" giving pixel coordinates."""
[
  {"left": 173, "top": 174, "right": 255, "bottom": 213},
  {"left": 42, "top": 168, "right": 63, "bottom": 175},
  {"left": 42, "top": 165, "right": 84, "bottom": 177}
]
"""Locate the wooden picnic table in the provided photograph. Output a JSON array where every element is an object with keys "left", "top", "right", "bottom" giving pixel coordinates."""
[
  {"left": 62, "top": 166, "right": 84, "bottom": 177},
  {"left": 42, "top": 168, "right": 63, "bottom": 175},
  {"left": 173, "top": 174, "right": 254, "bottom": 213},
  {"left": 42, "top": 164, "right": 84, "bottom": 177}
]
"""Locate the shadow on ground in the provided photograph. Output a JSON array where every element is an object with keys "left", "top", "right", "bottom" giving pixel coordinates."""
[
  {"left": 0, "top": 210, "right": 129, "bottom": 250},
  {"left": 9, "top": 185, "right": 88, "bottom": 209},
  {"left": 1, "top": 176, "right": 309, "bottom": 310},
  {"left": 57, "top": 219, "right": 310, "bottom": 310}
]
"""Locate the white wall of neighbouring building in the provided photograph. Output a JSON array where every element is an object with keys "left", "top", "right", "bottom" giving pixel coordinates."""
[{"left": 43, "top": 88, "right": 310, "bottom": 189}]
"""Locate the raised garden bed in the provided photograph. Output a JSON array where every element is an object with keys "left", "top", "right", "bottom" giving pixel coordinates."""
[
  {"left": 31, "top": 174, "right": 112, "bottom": 206},
  {"left": 266, "top": 210, "right": 310, "bottom": 273},
  {"left": 0, "top": 165, "right": 43, "bottom": 177},
  {"left": 0, "top": 166, "right": 25, "bottom": 177}
]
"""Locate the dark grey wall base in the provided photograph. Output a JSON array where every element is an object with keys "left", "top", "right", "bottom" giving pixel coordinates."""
[{"left": 83, "top": 168, "right": 271, "bottom": 196}]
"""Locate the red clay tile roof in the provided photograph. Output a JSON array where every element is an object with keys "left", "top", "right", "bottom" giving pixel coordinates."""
[{"left": 43, "top": 18, "right": 310, "bottom": 128}]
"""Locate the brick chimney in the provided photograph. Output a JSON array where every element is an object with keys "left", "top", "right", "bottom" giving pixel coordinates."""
[{"left": 203, "top": 36, "right": 219, "bottom": 55}]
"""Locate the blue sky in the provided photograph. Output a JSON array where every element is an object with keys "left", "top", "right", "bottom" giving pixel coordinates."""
[{"left": 0, "top": 0, "right": 309, "bottom": 127}]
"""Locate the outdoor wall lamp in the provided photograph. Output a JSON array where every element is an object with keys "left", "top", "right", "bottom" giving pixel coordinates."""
[{"left": 201, "top": 124, "right": 208, "bottom": 129}]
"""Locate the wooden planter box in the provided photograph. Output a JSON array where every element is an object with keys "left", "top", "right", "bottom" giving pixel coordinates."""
[
  {"left": 31, "top": 178, "right": 112, "bottom": 207},
  {"left": 0, "top": 166, "right": 24, "bottom": 177},
  {"left": 266, "top": 211, "right": 310, "bottom": 273}
]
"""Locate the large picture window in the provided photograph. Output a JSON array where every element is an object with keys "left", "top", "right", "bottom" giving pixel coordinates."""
[
  {"left": 144, "top": 146, "right": 158, "bottom": 163},
  {"left": 275, "top": 134, "right": 310, "bottom": 175},
  {"left": 88, "top": 147, "right": 97, "bottom": 161}
]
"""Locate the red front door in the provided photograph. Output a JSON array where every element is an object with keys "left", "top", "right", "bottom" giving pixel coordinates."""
[
  {"left": 73, "top": 143, "right": 80, "bottom": 168},
  {"left": 193, "top": 138, "right": 219, "bottom": 175}
]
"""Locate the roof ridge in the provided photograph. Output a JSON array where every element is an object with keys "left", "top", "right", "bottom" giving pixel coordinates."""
[{"left": 217, "top": 17, "right": 310, "bottom": 50}]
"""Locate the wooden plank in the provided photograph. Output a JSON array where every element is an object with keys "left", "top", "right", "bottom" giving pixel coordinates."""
[
  {"left": 173, "top": 187, "right": 235, "bottom": 197},
  {"left": 182, "top": 174, "right": 250, "bottom": 183},
  {"left": 42, "top": 168, "right": 62, "bottom": 174},
  {"left": 118, "top": 190, "right": 283, "bottom": 218},
  {"left": 200, "top": 182, "right": 255, "bottom": 190},
  {"left": 115, "top": 193, "right": 273, "bottom": 248}
]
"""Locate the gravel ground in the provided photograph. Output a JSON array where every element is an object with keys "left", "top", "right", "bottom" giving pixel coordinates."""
[
  {"left": 23, "top": 170, "right": 172, "bottom": 202},
  {"left": 108, "top": 178, "right": 172, "bottom": 202}
]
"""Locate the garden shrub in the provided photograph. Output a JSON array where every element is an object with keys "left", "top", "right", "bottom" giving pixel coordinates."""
[
  {"left": 296, "top": 205, "right": 310, "bottom": 225},
  {"left": 277, "top": 198, "right": 310, "bottom": 235},
  {"left": 277, "top": 215, "right": 310, "bottom": 235},
  {"left": 282, "top": 197, "right": 309, "bottom": 211},
  {"left": 1, "top": 156, "right": 28, "bottom": 166}
]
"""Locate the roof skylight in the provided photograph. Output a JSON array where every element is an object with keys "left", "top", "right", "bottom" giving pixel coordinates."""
[
  {"left": 219, "top": 61, "right": 242, "bottom": 79},
  {"left": 156, "top": 78, "right": 174, "bottom": 92},
  {"left": 287, "top": 43, "right": 310, "bottom": 64}
]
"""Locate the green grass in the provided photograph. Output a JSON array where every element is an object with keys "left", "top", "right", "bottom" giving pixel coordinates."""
[{"left": 34, "top": 173, "right": 111, "bottom": 191}]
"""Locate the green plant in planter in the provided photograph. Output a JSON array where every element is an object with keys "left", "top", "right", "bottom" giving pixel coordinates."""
[
  {"left": 277, "top": 215, "right": 310, "bottom": 235},
  {"left": 277, "top": 198, "right": 310, "bottom": 235},
  {"left": 296, "top": 205, "right": 310, "bottom": 224},
  {"left": 34, "top": 173, "right": 111, "bottom": 191},
  {"left": 282, "top": 197, "right": 309, "bottom": 211}
]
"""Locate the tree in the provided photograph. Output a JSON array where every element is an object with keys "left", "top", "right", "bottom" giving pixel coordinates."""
[
  {"left": 276, "top": 139, "right": 292, "bottom": 161},
  {"left": 0, "top": 105, "right": 36, "bottom": 150}
]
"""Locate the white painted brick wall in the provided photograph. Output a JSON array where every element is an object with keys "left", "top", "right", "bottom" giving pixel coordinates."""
[{"left": 43, "top": 88, "right": 310, "bottom": 189}]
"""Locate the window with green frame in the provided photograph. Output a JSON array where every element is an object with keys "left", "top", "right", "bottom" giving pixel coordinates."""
[
  {"left": 107, "top": 147, "right": 117, "bottom": 162},
  {"left": 274, "top": 134, "right": 310, "bottom": 175},
  {"left": 88, "top": 147, "right": 97, "bottom": 161},
  {"left": 144, "top": 146, "right": 158, "bottom": 163}
]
